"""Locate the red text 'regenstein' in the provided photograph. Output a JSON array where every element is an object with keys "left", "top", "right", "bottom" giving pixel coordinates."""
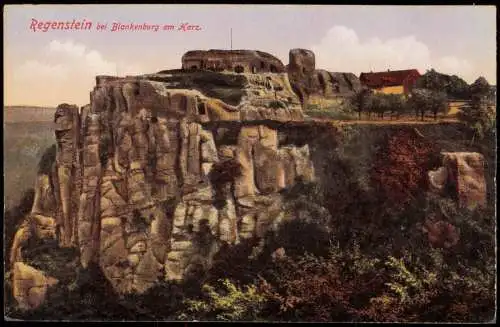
[{"left": 30, "top": 18, "right": 93, "bottom": 32}]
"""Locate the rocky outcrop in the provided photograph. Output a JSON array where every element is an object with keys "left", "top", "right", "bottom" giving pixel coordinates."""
[
  {"left": 287, "top": 48, "right": 362, "bottom": 108},
  {"left": 54, "top": 104, "right": 81, "bottom": 248},
  {"left": 9, "top": 67, "right": 316, "bottom": 300},
  {"left": 428, "top": 152, "right": 487, "bottom": 210},
  {"left": 12, "top": 262, "right": 58, "bottom": 311}
]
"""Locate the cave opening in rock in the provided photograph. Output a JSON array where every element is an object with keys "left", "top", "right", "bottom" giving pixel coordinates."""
[
  {"left": 197, "top": 102, "right": 207, "bottom": 115},
  {"left": 318, "top": 73, "right": 326, "bottom": 90}
]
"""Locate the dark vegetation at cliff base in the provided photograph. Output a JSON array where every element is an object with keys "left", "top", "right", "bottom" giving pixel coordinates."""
[{"left": 4, "top": 123, "right": 495, "bottom": 322}]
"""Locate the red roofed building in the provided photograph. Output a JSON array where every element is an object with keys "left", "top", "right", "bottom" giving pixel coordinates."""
[{"left": 359, "top": 69, "right": 421, "bottom": 95}]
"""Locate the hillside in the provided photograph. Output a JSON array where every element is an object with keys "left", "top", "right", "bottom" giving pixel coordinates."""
[{"left": 4, "top": 106, "right": 57, "bottom": 123}]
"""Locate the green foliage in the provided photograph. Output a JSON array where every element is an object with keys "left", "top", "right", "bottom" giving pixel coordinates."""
[
  {"left": 416, "top": 69, "right": 470, "bottom": 99},
  {"left": 180, "top": 279, "right": 267, "bottom": 321},
  {"left": 349, "top": 87, "right": 373, "bottom": 118},
  {"left": 305, "top": 100, "right": 359, "bottom": 120},
  {"left": 349, "top": 90, "right": 409, "bottom": 119},
  {"left": 469, "top": 76, "right": 491, "bottom": 97},
  {"left": 408, "top": 88, "right": 448, "bottom": 120},
  {"left": 384, "top": 255, "right": 437, "bottom": 304},
  {"left": 458, "top": 77, "right": 495, "bottom": 142},
  {"left": 268, "top": 100, "right": 287, "bottom": 109}
]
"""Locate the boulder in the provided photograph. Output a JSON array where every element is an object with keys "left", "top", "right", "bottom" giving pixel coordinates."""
[{"left": 12, "top": 262, "right": 58, "bottom": 310}]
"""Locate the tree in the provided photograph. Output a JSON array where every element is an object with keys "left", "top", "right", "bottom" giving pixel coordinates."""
[
  {"left": 429, "top": 91, "right": 448, "bottom": 120},
  {"left": 416, "top": 69, "right": 470, "bottom": 99},
  {"left": 350, "top": 87, "right": 373, "bottom": 119},
  {"left": 469, "top": 76, "right": 491, "bottom": 97},
  {"left": 458, "top": 77, "right": 495, "bottom": 143},
  {"left": 385, "top": 94, "right": 407, "bottom": 120},
  {"left": 408, "top": 88, "right": 448, "bottom": 121},
  {"left": 370, "top": 94, "right": 387, "bottom": 119}
]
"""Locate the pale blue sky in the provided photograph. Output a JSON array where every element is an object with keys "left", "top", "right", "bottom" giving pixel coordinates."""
[{"left": 4, "top": 5, "right": 496, "bottom": 106}]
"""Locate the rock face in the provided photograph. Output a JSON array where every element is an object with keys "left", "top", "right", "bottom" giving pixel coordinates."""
[
  {"left": 181, "top": 49, "right": 286, "bottom": 74},
  {"left": 428, "top": 152, "right": 487, "bottom": 210},
  {"left": 12, "top": 262, "right": 58, "bottom": 311},
  {"left": 9, "top": 67, "right": 315, "bottom": 298},
  {"left": 287, "top": 48, "right": 362, "bottom": 108},
  {"left": 9, "top": 50, "right": 489, "bottom": 310}
]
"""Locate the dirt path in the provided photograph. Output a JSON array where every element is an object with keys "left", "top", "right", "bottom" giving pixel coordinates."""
[{"left": 307, "top": 117, "right": 461, "bottom": 125}]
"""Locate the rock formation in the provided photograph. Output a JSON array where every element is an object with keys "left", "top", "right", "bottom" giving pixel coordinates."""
[
  {"left": 428, "top": 152, "right": 487, "bottom": 210},
  {"left": 287, "top": 48, "right": 362, "bottom": 109},
  {"left": 181, "top": 49, "right": 286, "bottom": 74},
  {"left": 9, "top": 64, "right": 314, "bottom": 301},
  {"left": 7, "top": 49, "right": 489, "bottom": 311},
  {"left": 12, "top": 262, "right": 59, "bottom": 311}
]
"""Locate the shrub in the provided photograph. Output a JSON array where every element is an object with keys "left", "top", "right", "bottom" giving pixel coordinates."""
[
  {"left": 268, "top": 100, "right": 286, "bottom": 109},
  {"left": 179, "top": 279, "right": 267, "bottom": 321}
]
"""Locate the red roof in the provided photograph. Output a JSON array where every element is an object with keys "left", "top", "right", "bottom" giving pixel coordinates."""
[{"left": 359, "top": 69, "right": 421, "bottom": 88}]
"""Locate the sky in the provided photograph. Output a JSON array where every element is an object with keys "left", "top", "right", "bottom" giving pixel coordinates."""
[{"left": 3, "top": 5, "right": 497, "bottom": 107}]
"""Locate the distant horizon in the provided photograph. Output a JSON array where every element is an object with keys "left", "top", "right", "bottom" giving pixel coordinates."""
[{"left": 4, "top": 5, "right": 496, "bottom": 107}]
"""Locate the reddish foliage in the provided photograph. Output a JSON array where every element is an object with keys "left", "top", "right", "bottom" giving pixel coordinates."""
[
  {"left": 422, "top": 219, "right": 460, "bottom": 249},
  {"left": 370, "top": 130, "right": 439, "bottom": 207}
]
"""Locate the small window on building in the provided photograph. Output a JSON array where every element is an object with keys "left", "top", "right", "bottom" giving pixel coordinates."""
[
  {"left": 260, "top": 61, "right": 265, "bottom": 69},
  {"left": 234, "top": 65, "right": 244, "bottom": 74},
  {"left": 270, "top": 65, "right": 278, "bottom": 73}
]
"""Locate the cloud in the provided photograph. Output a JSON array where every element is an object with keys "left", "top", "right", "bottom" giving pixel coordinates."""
[
  {"left": 12, "top": 40, "right": 143, "bottom": 106},
  {"left": 311, "top": 25, "right": 477, "bottom": 83}
]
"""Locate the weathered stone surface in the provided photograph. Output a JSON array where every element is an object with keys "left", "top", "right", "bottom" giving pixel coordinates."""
[
  {"left": 254, "top": 143, "right": 285, "bottom": 194},
  {"left": 182, "top": 49, "right": 286, "bottom": 73},
  {"left": 287, "top": 49, "right": 361, "bottom": 108},
  {"left": 429, "top": 152, "right": 487, "bottom": 210},
  {"left": 428, "top": 166, "right": 448, "bottom": 193},
  {"left": 12, "top": 262, "right": 58, "bottom": 310},
  {"left": 9, "top": 52, "right": 326, "bottom": 301},
  {"left": 234, "top": 126, "right": 259, "bottom": 198}
]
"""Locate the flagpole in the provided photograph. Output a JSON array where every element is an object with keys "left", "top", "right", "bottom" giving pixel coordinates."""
[{"left": 230, "top": 28, "right": 232, "bottom": 50}]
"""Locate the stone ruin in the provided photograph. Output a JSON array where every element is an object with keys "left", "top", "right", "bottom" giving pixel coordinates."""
[
  {"left": 181, "top": 49, "right": 286, "bottom": 74},
  {"left": 7, "top": 48, "right": 488, "bottom": 310},
  {"left": 287, "top": 48, "right": 362, "bottom": 106}
]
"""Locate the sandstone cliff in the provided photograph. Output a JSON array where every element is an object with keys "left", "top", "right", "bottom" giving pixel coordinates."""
[
  {"left": 7, "top": 52, "right": 491, "bottom": 313},
  {"left": 9, "top": 69, "right": 316, "bottom": 307}
]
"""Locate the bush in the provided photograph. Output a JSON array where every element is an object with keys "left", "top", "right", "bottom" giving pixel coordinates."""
[
  {"left": 179, "top": 279, "right": 267, "bottom": 321},
  {"left": 268, "top": 100, "right": 287, "bottom": 109}
]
